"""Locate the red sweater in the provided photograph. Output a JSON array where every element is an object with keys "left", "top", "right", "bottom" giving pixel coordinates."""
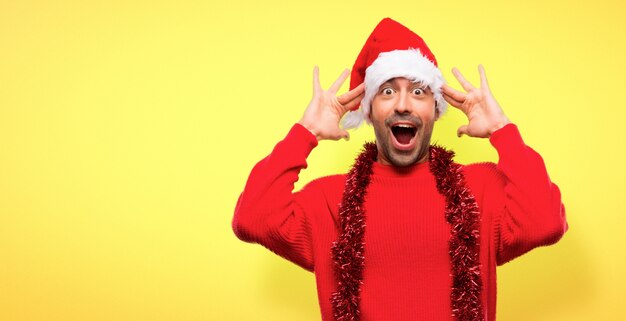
[{"left": 233, "top": 123, "right": 567, "bottom": 321}]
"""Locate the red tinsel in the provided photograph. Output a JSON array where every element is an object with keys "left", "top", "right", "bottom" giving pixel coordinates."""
[
  {"left": 330, "top": 142, "right": 484, "bottom": 321},
  {"left": 330, "top": 142, "right": 377, "bottom": 321}
]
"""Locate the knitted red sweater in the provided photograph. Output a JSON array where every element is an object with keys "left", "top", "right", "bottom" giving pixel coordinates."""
[{"left": 233, "top": 123, "right": 567, "bottom": 321}]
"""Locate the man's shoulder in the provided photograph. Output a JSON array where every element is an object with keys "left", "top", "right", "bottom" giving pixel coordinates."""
[
  {"left": 460, "top": 161, "right": 501, "bottom": 182},
  {"left": 458, "top": 162, "right": 506, "bottom": 203},
  {"left": 301, "top": 174, "right": 347, "bottom": 191},
  {"left": 297, "top": 174, "right": 347, "bottom": 210}
]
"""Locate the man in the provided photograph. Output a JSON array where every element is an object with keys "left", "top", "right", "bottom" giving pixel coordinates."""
[{"left": 232, "top": 18, "right": 567, "bottom": 321}]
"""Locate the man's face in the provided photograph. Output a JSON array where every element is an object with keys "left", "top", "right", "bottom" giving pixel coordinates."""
[{"left": 369, "top": 77, "right": 437, "bottom": 167}]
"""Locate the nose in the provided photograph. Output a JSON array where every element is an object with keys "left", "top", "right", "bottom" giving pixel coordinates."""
[{"left": 394, "top": 90, "right": 412, "bottom": 114}]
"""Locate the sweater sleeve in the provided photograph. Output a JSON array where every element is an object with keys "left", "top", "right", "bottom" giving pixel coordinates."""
[
  {"left": 488, "top": 123, "right": 568, "bottom": 265},
  {"left": 232, "top": 123, "right": 320, "bottom": 272}
]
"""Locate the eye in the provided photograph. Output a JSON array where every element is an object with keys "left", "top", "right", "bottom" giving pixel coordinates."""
[
  {"left": 381, "top": 87, "right": 395, "bottom": 95},
  {"left": 412, "top": 88, "right": 425, "bottom": 95}
]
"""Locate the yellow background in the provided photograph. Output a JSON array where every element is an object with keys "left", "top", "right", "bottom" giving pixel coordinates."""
[{"left": 1, "top": 0, "right": 624, "bottom": 320}]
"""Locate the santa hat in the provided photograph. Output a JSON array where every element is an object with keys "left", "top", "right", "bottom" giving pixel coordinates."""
[{"left": 342, "top": 18, "right": 447, "bottom": 129}]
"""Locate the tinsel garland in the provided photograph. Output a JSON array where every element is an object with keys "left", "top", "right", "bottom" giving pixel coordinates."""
[
  {"left": 330, "top": 142, "right": 484, "bottom": 321},
  {"left": 330, "top": 142, "right": 377, "bottom": 321}
]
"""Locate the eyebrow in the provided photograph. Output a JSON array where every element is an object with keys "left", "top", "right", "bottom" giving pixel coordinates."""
[{"left": 382, "top": 78, "right": 428, "bottom": 88}]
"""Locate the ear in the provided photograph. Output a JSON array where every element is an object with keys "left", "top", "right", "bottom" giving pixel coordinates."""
[{"left": 434, "top": 101, "right": 440, "bottom": 119}]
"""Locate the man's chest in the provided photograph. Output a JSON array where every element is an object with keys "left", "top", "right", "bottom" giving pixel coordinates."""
[{"left": 360, "top": 186, "right": 449, "bottom": 266}]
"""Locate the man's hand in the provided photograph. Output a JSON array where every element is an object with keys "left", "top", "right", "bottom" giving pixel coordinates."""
[
  {"left": 298, "top": 66, "right": 365, "bottom": 141},
  {"left": 442, "top": 65, "right": 511, "bottom": 138}
]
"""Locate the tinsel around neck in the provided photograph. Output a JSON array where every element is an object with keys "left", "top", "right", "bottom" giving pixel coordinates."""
[{"left": 330, "top": 142, "right": 484, "bottom": 321}]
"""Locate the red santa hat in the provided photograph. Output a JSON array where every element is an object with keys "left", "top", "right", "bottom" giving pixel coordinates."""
[{"left": 342, "top": 18, "right": 447, "bottom": 129}]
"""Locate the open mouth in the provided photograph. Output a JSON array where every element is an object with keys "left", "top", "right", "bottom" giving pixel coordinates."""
[{"left": 391, "top": 123, "right": 417, "bottom": 146}]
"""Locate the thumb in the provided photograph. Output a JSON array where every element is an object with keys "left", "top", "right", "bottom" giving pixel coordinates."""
[
  {"left": 339, "top": 129, "right": 350, "bottom": 141},
  {"left": 457, "top": 125, "right": 469, "bottom": 137}
]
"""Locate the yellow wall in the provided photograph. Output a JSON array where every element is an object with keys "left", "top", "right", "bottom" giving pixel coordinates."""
[{"left": 1, "top": 1, "right": 624, "bottom": 320}]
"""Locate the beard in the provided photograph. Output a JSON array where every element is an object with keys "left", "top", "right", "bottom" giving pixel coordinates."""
[{"left": 372, "top": 113, "right": 434, "bottom": 167}]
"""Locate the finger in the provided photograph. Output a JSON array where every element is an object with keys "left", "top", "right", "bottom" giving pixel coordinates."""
[
  {"left": 478, "top": 64, "right": 490, "bottom": 90},
  {"left": 328, "top": 68, "right": 350, "bottom": 94},
  {"left": 442, "top": 84, "right": 467, "bottom": 102},
  {"left": 442, "top": 92, "right": 461, "bottom": 106},
  {"left": 313, "top": 66, "right": 322, "bottom": 93},
  {"left": 451, "top": 67, "right": 476, "bottom": 92},
  {"left": 461, "top": 96, "right": 473, "bottom": 113},
  {"left": 457, "top": 124, "right": 469, "bottom": 137},
  {"left": 443, "top": 92, "right": 466, "bottom": 111},
  {"left": 342, "top": 92, "right": 364, "bottom": 111},
  {"left": 337, "top": 82, "right": 365, "bottom": 105}
]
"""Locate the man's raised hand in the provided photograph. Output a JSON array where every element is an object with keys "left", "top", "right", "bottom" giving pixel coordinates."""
[
  {"left": 298, "top": 66, "right": 365, "bottom": 141},
  {"left": 442, "top": 65, "right": 511, "bottom": 138}
]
